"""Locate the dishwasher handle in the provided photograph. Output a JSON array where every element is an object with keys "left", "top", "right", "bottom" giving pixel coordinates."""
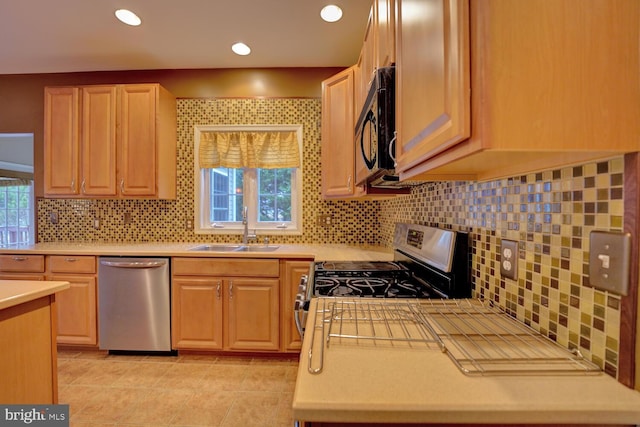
[{"left": 100, "top": 259, "right": 168, "bottom": 269}]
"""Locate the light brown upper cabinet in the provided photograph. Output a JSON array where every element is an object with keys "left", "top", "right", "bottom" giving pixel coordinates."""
[
  {"left": 44, "top": 83, "right": 176, "bottom": 199},
  {"left": 395, "top": 0, "right": 471, "bottom": 180},
  {"left": 355, "top": 0, "right": 396, "bottom": 118},
  {"left": 376, "top": 0, "right": 395, "bottom": 69},
  {"left": 321, "top": 67, "right": 357, "bottom": 198},
  {"left": 396, "top": 0, "right": 640, "bottom": 182}
]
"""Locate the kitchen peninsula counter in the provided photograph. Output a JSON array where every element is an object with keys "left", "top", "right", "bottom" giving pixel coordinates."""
[
  {"left": 292, "top": 298, "right": 640, "bottom": 426},
  {"left": 0, "top": 242, "right": 394, "bottom": 261},
  {"left": 0, "top": 280, "right": 70, "bottom": 403}
]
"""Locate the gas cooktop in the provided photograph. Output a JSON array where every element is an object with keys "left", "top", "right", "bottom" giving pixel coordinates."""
[{"left": 314, "top": 261, "right": 433, "bottom": 298}]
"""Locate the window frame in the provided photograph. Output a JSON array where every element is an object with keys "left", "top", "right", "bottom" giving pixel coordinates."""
[{"left": 193, "top": 124, "right": 304, "bottom": 236}]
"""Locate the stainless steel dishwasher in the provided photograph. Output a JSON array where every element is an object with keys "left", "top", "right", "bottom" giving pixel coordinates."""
[{"left": 98, "top": 257, "right": 171, "bottom": 352}]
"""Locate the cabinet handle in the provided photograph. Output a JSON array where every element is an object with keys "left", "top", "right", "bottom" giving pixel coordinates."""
[
  {"left": 347, "top": 175, "right": 352, "bottom": 188},
  {"left": 70, "top": 179, "right": 75, "bottom": 191},
  {"left": 229, "top": 281, "right": 233, "bottom": 299},
  {"left": 120, "top": 179, "right": 125, "bottom": 194},
  {"left": 81, "top": 179, "right": 86, "bottom": 194},
  {"left": 389, "top": 131, "right": 398, "bottom": 167},
  {"left": 12, "top": 256, "right": 26, "bottom": 261},
  {"left": 64, "top": 258, "right": 77, "bottom": 263},
  {"left": 216, "top": 281, "right": 221, "bottom": 299}
]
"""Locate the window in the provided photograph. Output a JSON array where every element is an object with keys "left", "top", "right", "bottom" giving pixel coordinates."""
[
  {"left": 194, "top": 125, "right": 303, "bottom": 236},
  {"left": 0, "top": 179, "right": 34, "bottom": 246}
]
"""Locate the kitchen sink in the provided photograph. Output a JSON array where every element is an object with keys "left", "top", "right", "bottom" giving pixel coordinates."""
[
  {"left": 189, "top": 244, "right": 279, "bottom": 252},
  {"left": 242, "top": 245, "right": 280, "bottom": 252},
  {"left": 189, "top": 244, "right": 245, "bottom": 252}
]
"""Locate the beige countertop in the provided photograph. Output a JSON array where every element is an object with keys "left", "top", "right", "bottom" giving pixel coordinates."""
[
  {"left": 292, "top": 298, "right": 640, "bottom": 425},
  {"left": 0, "top": 280, "right": 70, "bottom": 310},
  {"left": 0, "top": 243, "right": 394, "bottom": 262}
]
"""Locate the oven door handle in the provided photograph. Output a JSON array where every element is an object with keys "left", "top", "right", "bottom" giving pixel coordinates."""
[
  {"left": 294, "top": 274, "right": 309, "bottom": 339},
  {"left": 294, "top": 297, "right": 305, "bottom": 339}
]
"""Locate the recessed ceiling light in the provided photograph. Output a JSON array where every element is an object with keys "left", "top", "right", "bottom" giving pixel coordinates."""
[
  {"left": 321, "top": 5, "right": 343, "bottom": 23},
  {"left": 115, "top": 9, "right": 142, "bottom": 26},
  {"left": 232, "top": 42, "right": 251, "bottom": 56}
]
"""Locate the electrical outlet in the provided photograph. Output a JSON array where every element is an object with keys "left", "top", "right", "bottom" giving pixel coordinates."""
[
  {"left": 500, "top": 239, "right": 518, "bottom": 281},
  {"left": 124, "top": 212, "right": 132, "bottom": 225},
  {"left": 93, "top": 218, "right": 100, "bottom": 230},
  {"left": 50, "top": 211, "right": 58, "bottom": 225},
  {"left": 185, "top": 219, "right": 193, "bottom": 230},
  {"left": 317, "top": 214, "right": 333, "bottom": 227}
]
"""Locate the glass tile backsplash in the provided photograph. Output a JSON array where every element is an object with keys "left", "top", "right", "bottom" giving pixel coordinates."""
[{"left": 377, "top": 158, "right": 625, "bottom": 378}]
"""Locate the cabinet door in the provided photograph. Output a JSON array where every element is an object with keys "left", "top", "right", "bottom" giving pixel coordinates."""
[
  {"left": 118, "top": 84, "right": 157, "bottom": 196},
  {"left": 321, "top": 67, "right": 356, "bottom": 198},
  {"left": 226, "top": 278, "right": 280, "bottom": 351},
  {"left": 51, "top": 274, "right": 97, "bottom": 345},
  {"left": 44, "top": 87, "right": 80, "bottom": 196},
  {"left": 81, "top": 86, "right": 117, "bottom": 196},
  {"left": 172, "top": 278, "right": 223, "bottom": 350},
  {"left": 395, "top": 0, "right": 470, "bottom": 176},
  {"left": 282, "top": 261, "right": 312, "bottom": 352},
  {"left": 360, "top": 7, "right": 376, "bottom": 102},
  {"left": 376, "top": 0, "right": 395, "bottom": 68}
]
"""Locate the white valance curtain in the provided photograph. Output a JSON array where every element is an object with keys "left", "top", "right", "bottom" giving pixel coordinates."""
[{"left": 198, "top": 130, "right": 300, "bottom": 169}]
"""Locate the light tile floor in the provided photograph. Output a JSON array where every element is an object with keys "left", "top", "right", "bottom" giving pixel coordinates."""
[{"left": 57, "top": 350, "right": 299, "bottom": 427}]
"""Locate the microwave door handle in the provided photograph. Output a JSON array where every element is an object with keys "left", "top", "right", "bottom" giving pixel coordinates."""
[
  {"left": 389, "top": 131, "right": 397, "bottom": 167},
  {"left": 360, "top": 110, "right": 377, "bottom": 169}
]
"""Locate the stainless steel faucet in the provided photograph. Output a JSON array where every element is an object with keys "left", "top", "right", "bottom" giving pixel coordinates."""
[{"left": 242, "top": 206, "right": 256, "bottom": 244}]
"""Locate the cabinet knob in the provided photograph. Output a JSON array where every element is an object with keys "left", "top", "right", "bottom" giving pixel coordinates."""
[
  {"left": 120, "top": 179, "right": 125, "bottom": 193},
  {"left": 229, "top": 281, "right": 233, "bottom": 299},
  {"left": 81, "top": 179, "right": 86, "bottom": 194},
  {"left": 216, "top": 281, "right": 221, "bottom": 299}
]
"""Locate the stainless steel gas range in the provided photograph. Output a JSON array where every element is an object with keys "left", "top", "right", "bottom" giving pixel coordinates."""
[{"left": 294, "top": 223, "right": 471, "bottom": 338}]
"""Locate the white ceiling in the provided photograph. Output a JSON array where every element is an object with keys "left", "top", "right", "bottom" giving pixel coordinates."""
[{"left": 0, "top": 0, "right": 373, "bottom": 75}]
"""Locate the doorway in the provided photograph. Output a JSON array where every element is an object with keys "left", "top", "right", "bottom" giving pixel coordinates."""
[{"left": 0, "top": 133, "right": 35, "bottom": 245}]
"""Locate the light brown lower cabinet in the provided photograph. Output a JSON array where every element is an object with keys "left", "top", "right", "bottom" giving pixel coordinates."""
[
  {"left": 0, "top": 254, "right": 45, "bottom": 280},
  {"left": 47, "top": 255, "right": 98, "bottom": 346},
  {"left": 172, "top": 258, "right": 280, "bottom": 352},
  {"left": 282, "top": 260, "right": 313, "bottom": 352},
  {"left": 0, "top": 294, "right": 59, "bottom": 404}
]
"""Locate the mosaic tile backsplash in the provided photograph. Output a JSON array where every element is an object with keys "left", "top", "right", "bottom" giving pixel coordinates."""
[
  {"left": 378, "top": 157, "right": 625, "bottom": 378},
  {"left": 37, "top": 97, "right": 624, "bottom": 377}
]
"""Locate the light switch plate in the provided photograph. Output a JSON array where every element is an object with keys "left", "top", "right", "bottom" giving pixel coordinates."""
[
  {"left": 500, "top": 239, "right": 518, "bottom": 281},
  {"left": 589, "top": 231, "right": 631, "bottom": 296}
]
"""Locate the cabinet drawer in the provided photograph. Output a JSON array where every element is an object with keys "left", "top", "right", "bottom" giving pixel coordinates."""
[
  {"left": 48, "top": 256, "right": 96, "bottom": 274},
  {"left": 0, "top": 255, "right": 45, "bottom": 273},
  {"left": 172, "top": 258, "right": 280, "bottom": 278}
]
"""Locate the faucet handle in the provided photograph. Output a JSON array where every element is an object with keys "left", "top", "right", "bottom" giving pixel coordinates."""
[{"left": 243, "top": 206, "right": 248, "bottom": 220}]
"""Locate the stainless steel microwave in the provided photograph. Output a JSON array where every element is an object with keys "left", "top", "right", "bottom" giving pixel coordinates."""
[{"left": 354, "top": 66, "right": 397, "bottom": 187}]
